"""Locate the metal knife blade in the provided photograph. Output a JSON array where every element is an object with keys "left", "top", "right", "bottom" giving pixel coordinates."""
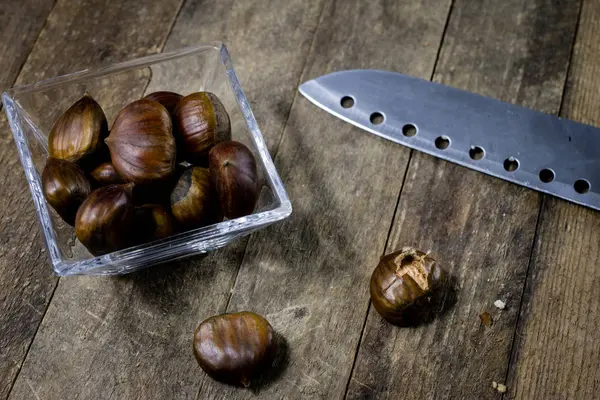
[{"left": 299, "top": 70, "right": 600, "bottom": 211}]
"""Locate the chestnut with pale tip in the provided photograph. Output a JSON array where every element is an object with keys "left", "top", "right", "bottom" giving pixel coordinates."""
[
  {"left": 370, "top": 248, "right": 447, "bottom": 325},
  {"left": 193, "top": 311, "right": 277, "bottom": 387},
  {"left": 106, "top": 99, "right": 176, "bottom": 185},
  {"left": 42, "top": 157, "right": 91, "bottom": 225},
  {"left": 209, "top": 141, "right": 259, "bottom": 219},
  {"left": 48, "top": 92, "right": 108, "bottom": 165},
  {"left": 174, "top": 92, "right": 231, "bottom": 161},
  {"left": 75, "top": 183, "right": 135, "bottom": 255}
]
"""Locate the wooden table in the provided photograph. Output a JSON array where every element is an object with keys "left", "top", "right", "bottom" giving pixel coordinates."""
[{"left": 1, "top": 1, "right": 598, "bottom": 399}]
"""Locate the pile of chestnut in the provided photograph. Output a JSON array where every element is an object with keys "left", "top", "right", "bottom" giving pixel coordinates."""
[{"left": 42, "top": 90, "right": 259, "bottom": 255}]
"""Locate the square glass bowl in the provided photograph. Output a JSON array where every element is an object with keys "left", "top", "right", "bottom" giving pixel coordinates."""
[{"left": 3, "top": 43, "right": 292, "bottom": 276}]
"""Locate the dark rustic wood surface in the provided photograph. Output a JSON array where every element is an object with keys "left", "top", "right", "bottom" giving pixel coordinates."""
[
  {"left": 1, "top": 0, "right": 599, "bottom": 399},
  {"left": 0, "top": 3, "right": 56, "bottom": 396},
  {"left": 348, "top": 0, "right": 580, "bottom": 399},
  {"left": 506, "top": 1, "right": 600, "bottom": 399}
]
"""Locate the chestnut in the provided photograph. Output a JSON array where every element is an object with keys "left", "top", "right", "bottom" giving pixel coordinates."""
[
  {"left": 132, "top": 204, "right": 174, "bottom": 243},
  {"left": 75, "top": 183, "right": 135, "bottom": 255},
  {"left": 174, "top": 92, "right": 231, "bottom": 161},
  {"left": 370, "top": 248, "right": 447, "bottom": 325},
  {"left": 106, "top": 99, "right": 176, "bottom": 184},
  {"left": 131, "top": 163, "right": 187, "bottom": 207},
  {"left": 209, "top": 141, "right": 259, "bottom": 219},
  {"left": 170, "top": 167, "right": 221, "bottom": 229},
  {"left": 143, "top": 91, "right": 182, "bottom": 119},
  {"left": 193, "top": 311, "right": 277, "bottom": 387},
  {"left": 90, "top": 162, "right": 125, "bottom": 185},
  {"left": 48, "top": 93, "right": 108, "bottom": 165},
  {"left": 42, "top": 157, "right": 92, "bottom": 225}
]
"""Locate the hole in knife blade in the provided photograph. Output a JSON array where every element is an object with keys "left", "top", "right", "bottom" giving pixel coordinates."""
[
  {"left": 402, "top": 124, "right": 417, "bottom": 137},
  {"left": 370, "top": 112, "right": 385, "bottom": 125},
  {"left": 469, "top": 146, "right": 485, "bottom": 160},
  {"left": 341, "top": 96, "right": 355, "bottom": 108},
  {"left": 574, "top": 179, "right": 590, "bottom": 194},
  {"left": 435, "top": 136, "right": 450, "bottom": 150},
  {"left": 504, "top": 157, "right": 519, "bottom": 172},
  {"left": 539, "top": 169, "right": 555, "bottom": 183}
]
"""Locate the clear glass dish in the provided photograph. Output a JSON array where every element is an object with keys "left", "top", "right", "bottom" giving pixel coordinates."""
[{"left": 3, "top": 42, "right": 292, "bottom": 276}]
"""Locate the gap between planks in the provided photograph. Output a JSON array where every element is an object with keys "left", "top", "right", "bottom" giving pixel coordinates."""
[{"left": 220, "top": 0, "right": 330, "bottom": 316}]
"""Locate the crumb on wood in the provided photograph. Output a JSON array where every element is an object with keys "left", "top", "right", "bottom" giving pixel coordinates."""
[
  {"left": 494, "top": 300, "right": 506, "bottom": 309},
  {"left": 492, "top": 381, "right": 507, "bottom": 393},
  {"left": 479, "top": 311, "right": 493, "bottom": 327}
]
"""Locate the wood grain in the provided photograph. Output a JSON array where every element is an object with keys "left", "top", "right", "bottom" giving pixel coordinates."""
[
  {"left": 0, "top": 1, "right": 57, "bottom": 397},
  {"left": 7, "top": 1, "right": 327, "bottom": 399},
  {"left": 0, "top": 1, "right": 55, "bottom": 91},
  {"left": 506, "top": 1, "right": 600, "bottom": 398},
  {"left": 346, "top": 0, "right": 581, "bottom": 399},
  {"left": 0, "top": 0, "right": 183, "bottom": 399},
  {"left": 195, "top": 0, "right": 452, "bottom": 398}
]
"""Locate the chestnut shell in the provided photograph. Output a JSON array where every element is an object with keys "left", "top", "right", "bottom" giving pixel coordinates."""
[
  {"left": 106, "top": 99, "right": 176, "bottom": 184},
  {"left": 42, "top": 157, "right": 91, "bottom": 225},
  {"left": 174, "top": 92, "right": 231, "bottom": 161},
  {"left": 193, "top": 311, "right": 277, "bottom": 387},
  {"left": 170, "top": 167, "right": 221, "bottom": 229},
  {"left": 143, "top": 91, "right": 182, "bottom": 118},
  {"left": 75, "top": 183, "right": 135, "bottom": 255},
  {"left": 90, "top": 162, "right": 125, "bottom": 185},
  {"left": 209, "top": 141, "right": 259, "bottom": 219},
  {"left": 132, "top": 204, "right": 174, "bottom": 244},
  {"left": 48, "top": 93, "right": 108, "bottom": 165},
  {"left": 370, "top": 248, "right": 446, "bottom": 325}
]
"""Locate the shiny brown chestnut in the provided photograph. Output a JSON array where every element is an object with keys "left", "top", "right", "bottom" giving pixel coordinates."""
[
  {"left": 193, "top": 311, "right": 277, "bottom": 387},
  {"left": 131, "top": 163, "right": 187, "bottom": 207},
  {"left": 173, "top": 92, "right": 231, "bottom": 161},
  {"left": 106, "top": 99, "right": 176, "bottom": 184},
  {"left": 132, "top": 204, "right": 174, "bottom": 243},
  {"left": 209, "top": 141, "right": 259, "bottom": 219},
  {"left": 48, "top": 93, "right": 108, "bottom": 165},
  {"left": 90, "top": 162, "right": 125, "bottom": 185},
  {"left": 143, "top": 91, "right": 182, "bottom": 118},
  {"left": 75, "top": 183, "right": 135, "bottom": 255},
  {"left": 42, "top": 157, "right": 91, "bottom": 225},
  {"left": 170, "top": 167, "right": 221, "bottom": 229},
  {"left": 370, "top": 248, "right": 446, "bottom": 325}
]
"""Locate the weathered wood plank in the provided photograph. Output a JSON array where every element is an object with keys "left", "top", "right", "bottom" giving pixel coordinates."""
[
  {"left": 7, "top": 1, "right": 327, "bottom": 399},
  {"left": 0, "top": 1, "right": 55, "bottom": 91},
  {"left": 196, "top": 0, "right": 453, "bottom": 398},
  {"left": 0, "top": 1, "right": 57, "bottom": 397},
  {"left": 1, "top": 0, "right": 184, "bottom": 399},
  {"left": 346, "top": 0, "right": 580, "bottom": 399},
  {"left": 506, "top": 1, "right": 600, "bottom": 398}
]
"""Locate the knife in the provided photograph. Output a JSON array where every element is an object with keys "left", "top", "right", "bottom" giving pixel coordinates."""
[{"left": 299, "top": 70, "right": 600, "bottom": 211}]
